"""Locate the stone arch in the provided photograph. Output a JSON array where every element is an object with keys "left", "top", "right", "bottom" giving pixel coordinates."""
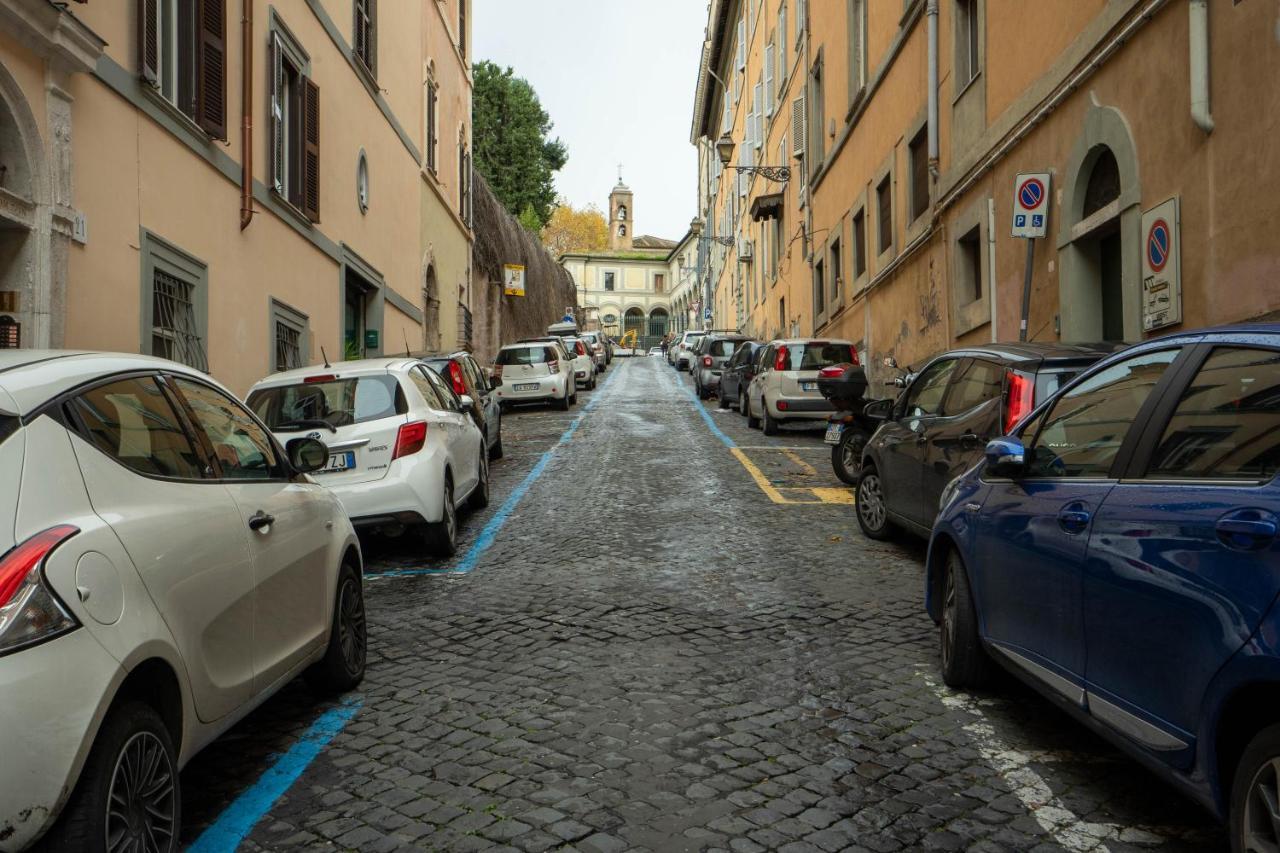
[
  {"left": 622, "top": 305, "right": 645, "bottom": 338},
  {"left": 1057, "top": 103, "right": 1142, "bottom": 342},
  {"left": 422, "top": 251, "right": 442, "bottom": 352},
  {"left": 647, "top": 306, "right": 670, "bottom": 339}
]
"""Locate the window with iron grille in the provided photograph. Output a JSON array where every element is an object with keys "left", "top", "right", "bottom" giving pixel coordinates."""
[
  {"left": 0, "top": 316, "right": 18, "bottom": 349},
  {"left": 152, "top": 270, "right": 208, "bottom": 371},
  {"left": 271, "top": 300, "right": 308, "bottom": 372},
  {"left": 353, "top": 0, "right": 376, "bottom": 78}
]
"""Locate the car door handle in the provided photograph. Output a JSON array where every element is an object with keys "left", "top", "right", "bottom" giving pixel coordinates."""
[
  {"left": 1217, "top": 511, "right": 1279, "bottom": 550},
  {"left": 1058, "top": 504, "right": 1091, "bottom": 534},
  {"left": 959, "top": 432, "right": 981, "bottom": 450},
  {"left": 248, "top": 511, "right": 275, "bottom": 532}
]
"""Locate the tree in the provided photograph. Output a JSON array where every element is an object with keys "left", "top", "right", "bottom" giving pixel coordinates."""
[
  {"left": 473, "top": 61, "right": 568, "bottom": 230},
  {"left": 541, "top": 201, "right": 608, "bottom": 257}
]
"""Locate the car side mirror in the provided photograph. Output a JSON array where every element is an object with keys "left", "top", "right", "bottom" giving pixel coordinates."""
[
  {"left": 862, "top": 398, "right": 893, "bottom": 422},
  {"left": 286, "top": 437, "right": 328, "bottom": 474},
  {"left": 985, "top": 437, "right": 1027, "bottom": 478},
  {"left": 459, "top": 394, "right": 475, "bottom": 412}
]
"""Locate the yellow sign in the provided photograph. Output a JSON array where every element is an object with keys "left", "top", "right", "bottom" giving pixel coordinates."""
[{"left": 503, "top": 264, "right": 526, "bottom": 297}]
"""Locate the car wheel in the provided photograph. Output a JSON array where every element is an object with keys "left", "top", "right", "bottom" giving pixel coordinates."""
[
  {"left": 425, "top": 477, "right": 458, "bottom": 557},
  {"left": 489, "top": 433, "right": 504, "bottom": 461},
  {"left": 831, "top": 429, "right": 867, "bottom": 486},
  {"left": 468, "top": 452, "right": 490, "bottom": 510},
  {"left": 41, "top": 701, "right": 180, "bottom": 853},
  {"left": 556, "top": 394, "right": 570, "bottom": 411},
  {"left": 856, "top": 464, "right": 897, "bottom": 541},
  {"left": 939, "top": 551, "right": 994, "bottom": 688},
  {"left": 305, "top": 560, "right": 368, "bottom": 693},
  {"left": 1231, "top": 724, "right": 1280, "bottom": 853},
  {"left": 745, "top": 394, "right": 760, "bottom": 429},
  {"left": 762, "top": 401, "right": 780, "bottom": 436},
  {"left": 739, "top": 390, "right": 749, "bottom": 419}
]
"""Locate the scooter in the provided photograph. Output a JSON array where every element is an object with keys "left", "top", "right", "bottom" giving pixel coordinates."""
[{"left": 818, "top": 357, "right": 916, "bottom": 485}]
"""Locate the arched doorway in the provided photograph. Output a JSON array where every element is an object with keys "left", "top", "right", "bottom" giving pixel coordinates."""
[
  {"left": 422, "top": 263, "right": 441, "bottom": 351},
  {"left": 0, "top": 63, "right": 49, "bottom": 349},
  {"left": 648, "top": 307, "right": 670, "bottom": 339},
  {"left": 1059, "top": 106, "right": 1142, "bottom": 343},
  {"left": 623, "top": 307, "right": 645, "bottom": 339}
]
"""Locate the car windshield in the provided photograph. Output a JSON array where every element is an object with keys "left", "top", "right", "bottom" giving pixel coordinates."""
[
  {"left": 781, "top": 342, "right": 856, "bottom": 371},
  {"left": 498, "top": 347, "right": 550, "bottom": 365},
  {"left": 247, "top": 375, "right": 407, "bottom": 431}
]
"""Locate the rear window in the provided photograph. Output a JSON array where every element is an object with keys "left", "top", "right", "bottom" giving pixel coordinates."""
[
  {"left": 498, "top": 347, "right": 551, "bottom": 366},
  {"left": 782, "top": 342, "right": 856, "bottom": 371},
  {"left": 1035, "top": 367, "right": 1086, "bottom": 402},
  {"left": 248, "top": 375, "right": 407, "bottom": 431},
  {"left": 0, "top": 413, "right": 16, "bottom": 448},
  {"left": 710, "top": 340, "right": 742, "bottom": 358}
]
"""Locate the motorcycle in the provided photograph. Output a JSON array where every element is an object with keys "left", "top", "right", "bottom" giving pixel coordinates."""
[{"left": 818, "top": 357, "right": 915, "bottom": 485}]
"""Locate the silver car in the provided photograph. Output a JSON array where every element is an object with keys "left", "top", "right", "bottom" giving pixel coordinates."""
[{"left": 745, "top": 338, "right": 858, "bottom": 435}]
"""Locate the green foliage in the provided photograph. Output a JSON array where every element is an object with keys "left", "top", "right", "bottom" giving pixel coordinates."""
[{"left": 473, "top": 61, "right": 568, "bottom": 229}]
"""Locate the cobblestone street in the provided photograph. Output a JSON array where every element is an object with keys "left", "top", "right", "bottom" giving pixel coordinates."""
[{"left": 179, "top": 357, "right": 1227, "bottom": 853}]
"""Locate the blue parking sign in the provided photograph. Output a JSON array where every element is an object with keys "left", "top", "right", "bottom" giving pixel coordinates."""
[{"left": 1015, "top": 214, "right": 1027, "bottom": 228}]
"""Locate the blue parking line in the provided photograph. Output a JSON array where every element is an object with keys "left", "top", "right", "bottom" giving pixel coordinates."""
[
  {"left": 669, "top": 368, "right": 737, "bottom": 449},
  {"left": 188, "top": 696, "right": 363, "bottom": 853},
  {"left": 365, "top": 362, "right": 622, "bottom": 580}
]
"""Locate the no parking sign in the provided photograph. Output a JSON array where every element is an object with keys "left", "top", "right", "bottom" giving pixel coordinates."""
[
  {"left": 1142, "top": 197, "right": 1182, "bottom": 331},
  {"left": 1011, "top": 173, "right": 1051, "bottom": 238}
]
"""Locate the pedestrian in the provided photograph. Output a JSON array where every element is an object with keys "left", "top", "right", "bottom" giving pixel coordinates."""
[{"left": 661, "top": 334, "right": 670, "bottom": 356}]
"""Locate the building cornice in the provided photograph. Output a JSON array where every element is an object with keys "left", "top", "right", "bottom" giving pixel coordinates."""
[{"left": 0, "top": 0, "right": 106, "bottom": 74}]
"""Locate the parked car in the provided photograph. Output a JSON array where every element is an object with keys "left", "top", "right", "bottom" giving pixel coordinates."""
[
  {"left": 855, "top": 341, "right": 1120, "bottom": 541},
  {"left": 562, "top": 336, "right": 599, "bottom": 389},
  {"left": 925, "top": 325, "right": 1280, "bottom": 851},
  {"left": 648, "top": 346, "right": 664, "bottom": 356},
  {"left": 422, "top": 351, "right": 504, "bottom": 460},
  {"left": 670, "top": 330, "right": 708, "bottom": 371},
  {"left": 744, "top": 339, "right": 858, "bottom": 435},
  {"left": 579, "top": 330, "right": 610, "bottom": 371},
  {"left": 248, "top": 357, "right": 489, "bottom": 557},
  {"left": 493, "top": 342, "right": 577, "bottom": 410},
  {"left": 0, "top": 351, "right": 366, "bottom": 851},
  {"left": 692, "top": 334, "right": 753, "bottom": 400},
  {"left": 720, "top": 341, "right": 764, "bottom": 412}
]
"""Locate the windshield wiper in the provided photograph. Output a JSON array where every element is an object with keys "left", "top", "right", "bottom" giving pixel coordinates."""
[{"left": 276, "top": 419, "right": 338, "bottom": 434}]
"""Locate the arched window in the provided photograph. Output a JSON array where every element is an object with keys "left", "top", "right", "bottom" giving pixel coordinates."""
[
  {"left": 1083, "top": 149, "right": 1120, "bottom": 218},
  {"left": 618, "top": 205, "right": 627, "bottom": 221},
  {"left": 618, "top": 225, "right": 627, "bottom": 237}
]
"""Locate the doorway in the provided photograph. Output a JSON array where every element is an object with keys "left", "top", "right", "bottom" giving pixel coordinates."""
[{"left": 345, "top": 271, "right": 374, "bottom": 359}]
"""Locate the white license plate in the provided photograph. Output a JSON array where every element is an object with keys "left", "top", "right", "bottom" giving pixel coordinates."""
[
  {"left": 801, "top": 382, "right": 818, "bottom": 392},
  {"left": 515, "top": 383, "right": 539, "bottom": 392},
  {"left": 824, "top": 424, "right": 844, "bottom": 445},
  {"left": 320, "top": 451, "right": 355, "bottom": 473}
]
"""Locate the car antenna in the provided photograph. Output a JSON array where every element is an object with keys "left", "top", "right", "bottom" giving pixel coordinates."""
[
  {"left": 321, "top": 347, "right": 331, "bottom": 369},
  {"left": 404, "top": 330, "right": 412, "bottom": 358}
]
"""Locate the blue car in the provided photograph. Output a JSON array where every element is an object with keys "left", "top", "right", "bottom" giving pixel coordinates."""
[{"left": 924, "top": 324, "right": 1280, "bottom": 850}]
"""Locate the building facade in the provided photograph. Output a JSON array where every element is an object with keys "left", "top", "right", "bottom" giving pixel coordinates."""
[
  {"left": 693, "top": 0, "right": 1280, "bottom": 379},
  {"left": 0, "top": 0, "right": 472, "bottom": 395}
]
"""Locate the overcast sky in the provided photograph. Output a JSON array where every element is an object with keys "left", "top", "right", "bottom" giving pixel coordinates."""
[{"left": 474, "top": 1, "right": 708, "bottom": 241}]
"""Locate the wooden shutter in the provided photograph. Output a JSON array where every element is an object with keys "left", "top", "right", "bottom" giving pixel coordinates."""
[
  {"left": 138, "top": 0, "right": 160, "bottom": 85},
  {"left": 368, "top": 0, "right": 377, "bottom": 77},
  {"left": 303, "top": 77, "right": 321, "bottom": 222},
  {"left": 792, "top": 95, "right": 806, "bottom": 157},
  {"left": 196, "top": 0, "right": 227, "bottom": 139},
  {"left": 269, "top": 35, "right": 283, "bottom": 191},
  {"left": 764, "top": 42, "right": 775, "bottom": 118}
]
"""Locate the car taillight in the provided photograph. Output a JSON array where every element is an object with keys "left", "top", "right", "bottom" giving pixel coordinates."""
[
  {"left": 305, "top": 374, "right": 337, "bottom": 384},
  {"left": 448, "top": 361, "right": 467, "bottom": 396},
  {"left": 702, "top": 356, "right": 713, "bottom": 368},
  {"left": 392, "top": 421, "right": 428, "bottom": 460},
  {"left": 0, "top": 525, "right": 80, "bottom": 654},
  {"left": 493, "top": 364, "right": 503, "bottom": 381},
  {"left": 577, "top": 343, "right": 587, "bottom": 356},
  {"left": 848, "top": 346, "right": 860, "bottom": 365},
  {"left": 775, "top": 346, "right": 789, "bottom": 371},
  {"left": 1004, "top": 370, "right": 1035, "bottom": 432}
]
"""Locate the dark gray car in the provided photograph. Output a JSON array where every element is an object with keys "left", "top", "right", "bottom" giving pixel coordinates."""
[
  {"left": 719, "top": 341, "right": 763, "bottom": 410},
  {"left": 692, "top": 334, "right": 753, "bottom": 399}
]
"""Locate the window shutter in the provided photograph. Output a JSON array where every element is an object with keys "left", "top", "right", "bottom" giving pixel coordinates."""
[
  {"left": 269, "top": 34, "right": 284, "bottom": 191},
  {"left": 368, "top": 0, "right": 377, "bottom": 78},
  {"left": 138, "top": 0, "right": 160, "bottom": 85},
  {"left": 736, "top": 20, "right": 746, "bottom": 70},
  {"left": 196, "top": 0, "right": 227, "bottom": 139},
  {"left": 778, "top": 4, "right": 788, "bottom": 83},
  {"left": 796, "top": 0, "right": 807, "bottom": 43},
  {"left": 792, "top": 95, "right": 806, "bottom": 157},
  {"left": 754, "top": 82, "right": 764, "bottom": 148},
  {"left": 764, "top": 42, "right": 775, "bottom": 118},
  {"left": 303, "top": 77, "right": 321, "bottom": 222}
]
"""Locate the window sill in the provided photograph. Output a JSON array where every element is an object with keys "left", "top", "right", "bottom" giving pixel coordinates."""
[
  {"left": 270, "top": 189, "right": 315, "bottom": 229},
  {"left": 351, "top": 52, "right": 378, "bottom": 96},
  {"left": 141, "top": 84, "right": 211, "bottom": 143}
]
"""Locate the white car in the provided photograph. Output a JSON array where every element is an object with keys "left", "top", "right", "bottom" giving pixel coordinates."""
[
  {"left": 248, "top": 358, "right": 489, "bottom": 557},
  {"left": 745, "top": 338, "right": 858, "bottom": 435},
  {"left": 493, "top": 342, "right": 577, "bottom": 410},
  {"left": 0, "top": 350, "right": 365, "bottom": 851},
  {"left": 648, "top": 346, "right": 663, "bottom": 356},
  {"left": 578, "top": 330, "right": 609, "bottom": 372},
  {"left": 562, "top": 337, "right": 598, "bottom": 390},
  {"left": 670, "top": 330, "right": 708, "bottom": 371}
]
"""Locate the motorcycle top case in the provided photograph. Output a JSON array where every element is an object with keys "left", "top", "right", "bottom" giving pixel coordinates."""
[{"left": 816, "top": 364, "right": 869, "bottom": 409}]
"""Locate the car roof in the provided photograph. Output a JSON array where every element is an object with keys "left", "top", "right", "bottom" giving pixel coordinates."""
[
  {"left": 251, "top": 357, "right": 425, "bottom": 391},
  {"left": 763, "top": 338, "right": 855, "bottom": 346},
  {"left": 934, "top": 341, "right": 1126, "bottom": 365},
  {"left": 0, "top": 350, "right": 234, "bottom": 415}
]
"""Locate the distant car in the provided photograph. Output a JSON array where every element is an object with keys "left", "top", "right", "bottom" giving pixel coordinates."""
[
  {"left": 494, "top": 342, "right": 576, "bottom": 410},
  {"left": 925, "top": 325, "right": 1280, "bottom": 851},
  {"left": 422, "top": 351, "right": 504, "bottom": 460},
  {"left": 0, "top": 351, "right": 365, "bottom": 851},
  {"left": 720, "top": 341, "right": 763, "bottom": 411},
  {"left": 692, "top": 334, "right": 753, "bottom": 399},
  {"left": 855, "top": 341, "right": 1121, "bottom": 542},
  {"left": 671, "top": 330, "right": 708, "bottom": 371},
  {"left": 248, "top": 357, "right": 489, "bottom": 557},
  {"left": 562, "top": 336, "right": 598, "bottom": 389},
  {"left": 579, "top": 330, "right": 610, "bottom": 371},
  {"left": 744, "top": 339, "right": 858, "bottom": 435},
  {"left": 648, "top": 346, "right": 663, "bottom": 356}
]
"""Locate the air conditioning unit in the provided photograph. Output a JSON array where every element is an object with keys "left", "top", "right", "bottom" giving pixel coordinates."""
[
  {"left": 792, "top": 95, "right": 807, "bottom": 158},
  {"left": 738, "top": 239, "right": 755, "bottom": 262}
]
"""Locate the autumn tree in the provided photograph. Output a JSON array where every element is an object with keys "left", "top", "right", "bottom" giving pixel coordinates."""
[
  {"left": 540, "top": 201, "right": 608, "bottom": 257},
  {"left": 473, "top": 61, "right": 568, "bottom": 230}
]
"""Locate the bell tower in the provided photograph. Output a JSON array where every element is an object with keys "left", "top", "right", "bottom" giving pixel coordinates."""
[{"left": 608, "top": 167, "right": 633, "bottom": 251}]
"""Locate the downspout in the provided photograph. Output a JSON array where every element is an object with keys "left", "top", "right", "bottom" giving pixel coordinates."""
[
  {"left": 1189, "top": 0, "right": 1214, "bottom": 134},
  {"left": 987, "top": 198, "right": 997, "bottom": 342},
  {"left": 927, "top": 0, "right": 940, "bottom": 177},
  {"left": 239, "top": 0, "right": 255, "bottom": 230}
]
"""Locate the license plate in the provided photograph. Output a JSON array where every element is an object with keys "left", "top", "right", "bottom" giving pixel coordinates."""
[
  {"left": 320, "top": 451, "right": 355, "bottom": 473},
  {"left": 515, "top": 383, "right": 539, "bottom": 392},
  {"left": 801, "top": 382, "right": 818, "bottom": 392},
  {"left": 824, "top": 423, "right": 844, "bottom": 445}
]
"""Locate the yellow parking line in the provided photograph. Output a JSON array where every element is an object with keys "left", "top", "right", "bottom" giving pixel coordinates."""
[
  {"left": 811, "top": 487, "right": 856, "bottom": 505},
  {"left": 731, "top": 447, "right": 790, "bottom": 504},
  {"left": 732, "top": 449, "right": 856, "bottom": 506},
  {"left": 782, "top": 449, "right": 819, "bottom": 476}
]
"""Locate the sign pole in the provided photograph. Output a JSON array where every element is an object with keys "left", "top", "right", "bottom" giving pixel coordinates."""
[{"left": 1018, "top": 238, "right": 1034, "bottom": 342}]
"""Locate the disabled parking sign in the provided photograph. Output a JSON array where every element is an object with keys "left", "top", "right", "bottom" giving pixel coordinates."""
[{"left": 1011, "top": 173, "right": 1051, "bottom": 238}]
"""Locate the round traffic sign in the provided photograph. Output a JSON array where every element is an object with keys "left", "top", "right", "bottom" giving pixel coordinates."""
[
  {"left": 1017, "top": 178, "right": 1046, "bottom": 211},
  {"left": 1147, "top": 219, "right": 1171, "bottom": 273}
]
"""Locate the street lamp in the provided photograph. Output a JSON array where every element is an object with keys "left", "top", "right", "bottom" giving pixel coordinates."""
[{"left": 716, "top": 132, "right": 791, "bottom": 184}]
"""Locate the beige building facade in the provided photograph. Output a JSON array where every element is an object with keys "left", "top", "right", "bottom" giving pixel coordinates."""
[
  {"left": 0, "top": 0, "right": 472, "bottom": 395},
  {"left": 695, "top": 0, "right": 1280, "bottom": 380}
]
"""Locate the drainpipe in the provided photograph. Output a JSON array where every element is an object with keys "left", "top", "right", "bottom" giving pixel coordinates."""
[
  {"left": 1189, "top": 0, "right": 1214, "bottom": 134},
  {"left": 987, "top": 198, "right": 998, "bottom": 342},
  {"left": 239, "top": 0, "right": 255, "bottom": 230},
  {"left": 927, "top": 0, "right": 940, "bottom": 178}
]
